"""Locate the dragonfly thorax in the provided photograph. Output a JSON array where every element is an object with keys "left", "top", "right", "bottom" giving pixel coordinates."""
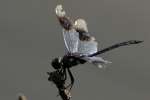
[{"left": 62, "top": 55, "right": 86, "bottom": 68}]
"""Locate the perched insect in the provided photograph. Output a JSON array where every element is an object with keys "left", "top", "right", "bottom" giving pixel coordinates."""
[
  {"left": 51, "top": 5, "right": 143, "bottom": 91},
  {"left": 47, "top": 70, "right": 71, "bottom": 100}
]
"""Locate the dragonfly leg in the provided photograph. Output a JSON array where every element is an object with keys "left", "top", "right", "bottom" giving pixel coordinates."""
[
  {"left": 66, "top": 67, "right": 74, "bottom": 91},
  {"left": 62, "top": 68, "right": 67, "bottom": 81}
]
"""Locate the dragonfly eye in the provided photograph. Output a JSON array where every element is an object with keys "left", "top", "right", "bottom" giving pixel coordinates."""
[{"left": 51, "top": 57, "right": 62, "bottom": 69}]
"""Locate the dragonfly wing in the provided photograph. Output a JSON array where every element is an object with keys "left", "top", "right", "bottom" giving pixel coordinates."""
[
  {"left": 78, "top": 32, "right": 98, "bottom": 55},
  {"left": 78, "top": 40, "right": 97, "bottom": 55},
  {"left": 73, "top": 18, "right": 98, "bottom": 55},
  {"left": 82, "top": 56, "right": 112, "bottom": 68},
  {"left": 63, "top": 29, "right": 79, "bottom": 53}
]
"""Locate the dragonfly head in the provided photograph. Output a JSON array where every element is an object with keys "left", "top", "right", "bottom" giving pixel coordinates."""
[{"left": 51, "top": 57, "right": 62, "bottom": 70}]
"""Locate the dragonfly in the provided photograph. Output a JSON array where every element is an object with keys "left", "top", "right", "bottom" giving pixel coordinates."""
[{"left": 51, "top": 5, "right": 143, "bottom": 91}]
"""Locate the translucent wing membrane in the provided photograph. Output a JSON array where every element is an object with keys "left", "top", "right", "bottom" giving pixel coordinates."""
[
  {"left": 63, "top": 29, "right": 79, "bottom": 53},
  {"left": 78, "top": 38, "right": 98, "bottom": 55},
  {"left": 63, "top": 29, "right": 98, "bottom": 55},
  {"left": 81, "top": 56, "right": 112, "bottom": 68}
]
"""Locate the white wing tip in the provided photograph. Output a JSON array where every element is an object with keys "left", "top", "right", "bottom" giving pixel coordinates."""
[
  {"left": 74, "top": 18, "right": 88, "bottom": 33},
  {"left": 55, "top": 4, "right": 66, "bottom": 17},
  {"left": 97, "top": 62, "right": 112, "bottom": 69},
  {"left": 95, "top": 60, "right": 112, "bottom": 69},
  {"left": 97, "top": 64, "right": 103, "bottom": 68},
  {"left": 105, "top": 61, "right": 112, "bottom": 64}
]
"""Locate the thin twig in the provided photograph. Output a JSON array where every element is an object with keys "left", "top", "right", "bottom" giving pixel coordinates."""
[{"left": 18, "top": 94, "right": 27, "bottom": 100}]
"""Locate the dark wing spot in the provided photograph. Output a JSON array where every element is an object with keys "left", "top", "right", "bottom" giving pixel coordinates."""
[
  {"left": 59, "top": 17, "right": 73, "bottom": 30},
  {"left": 78, "top": 32, "right": 95, "bottom": 41}
]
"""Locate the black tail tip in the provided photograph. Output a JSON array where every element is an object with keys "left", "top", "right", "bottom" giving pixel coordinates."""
[
  {"left": 130, "top": 40, "right": 144, "bottom": 44},
  {"left": 134, "top": 40, "right": 144, "bottom": 44}
]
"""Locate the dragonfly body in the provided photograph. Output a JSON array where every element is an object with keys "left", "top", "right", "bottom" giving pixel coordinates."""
[
  {"left": 51, "top": 55, "right": 86, "bottom": 70},
  {"left": 62, "top": 54, "right": 86, "bottom": 67},
  {"left": 51, "top": 54, "right": 86, "bottom": 88}
]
